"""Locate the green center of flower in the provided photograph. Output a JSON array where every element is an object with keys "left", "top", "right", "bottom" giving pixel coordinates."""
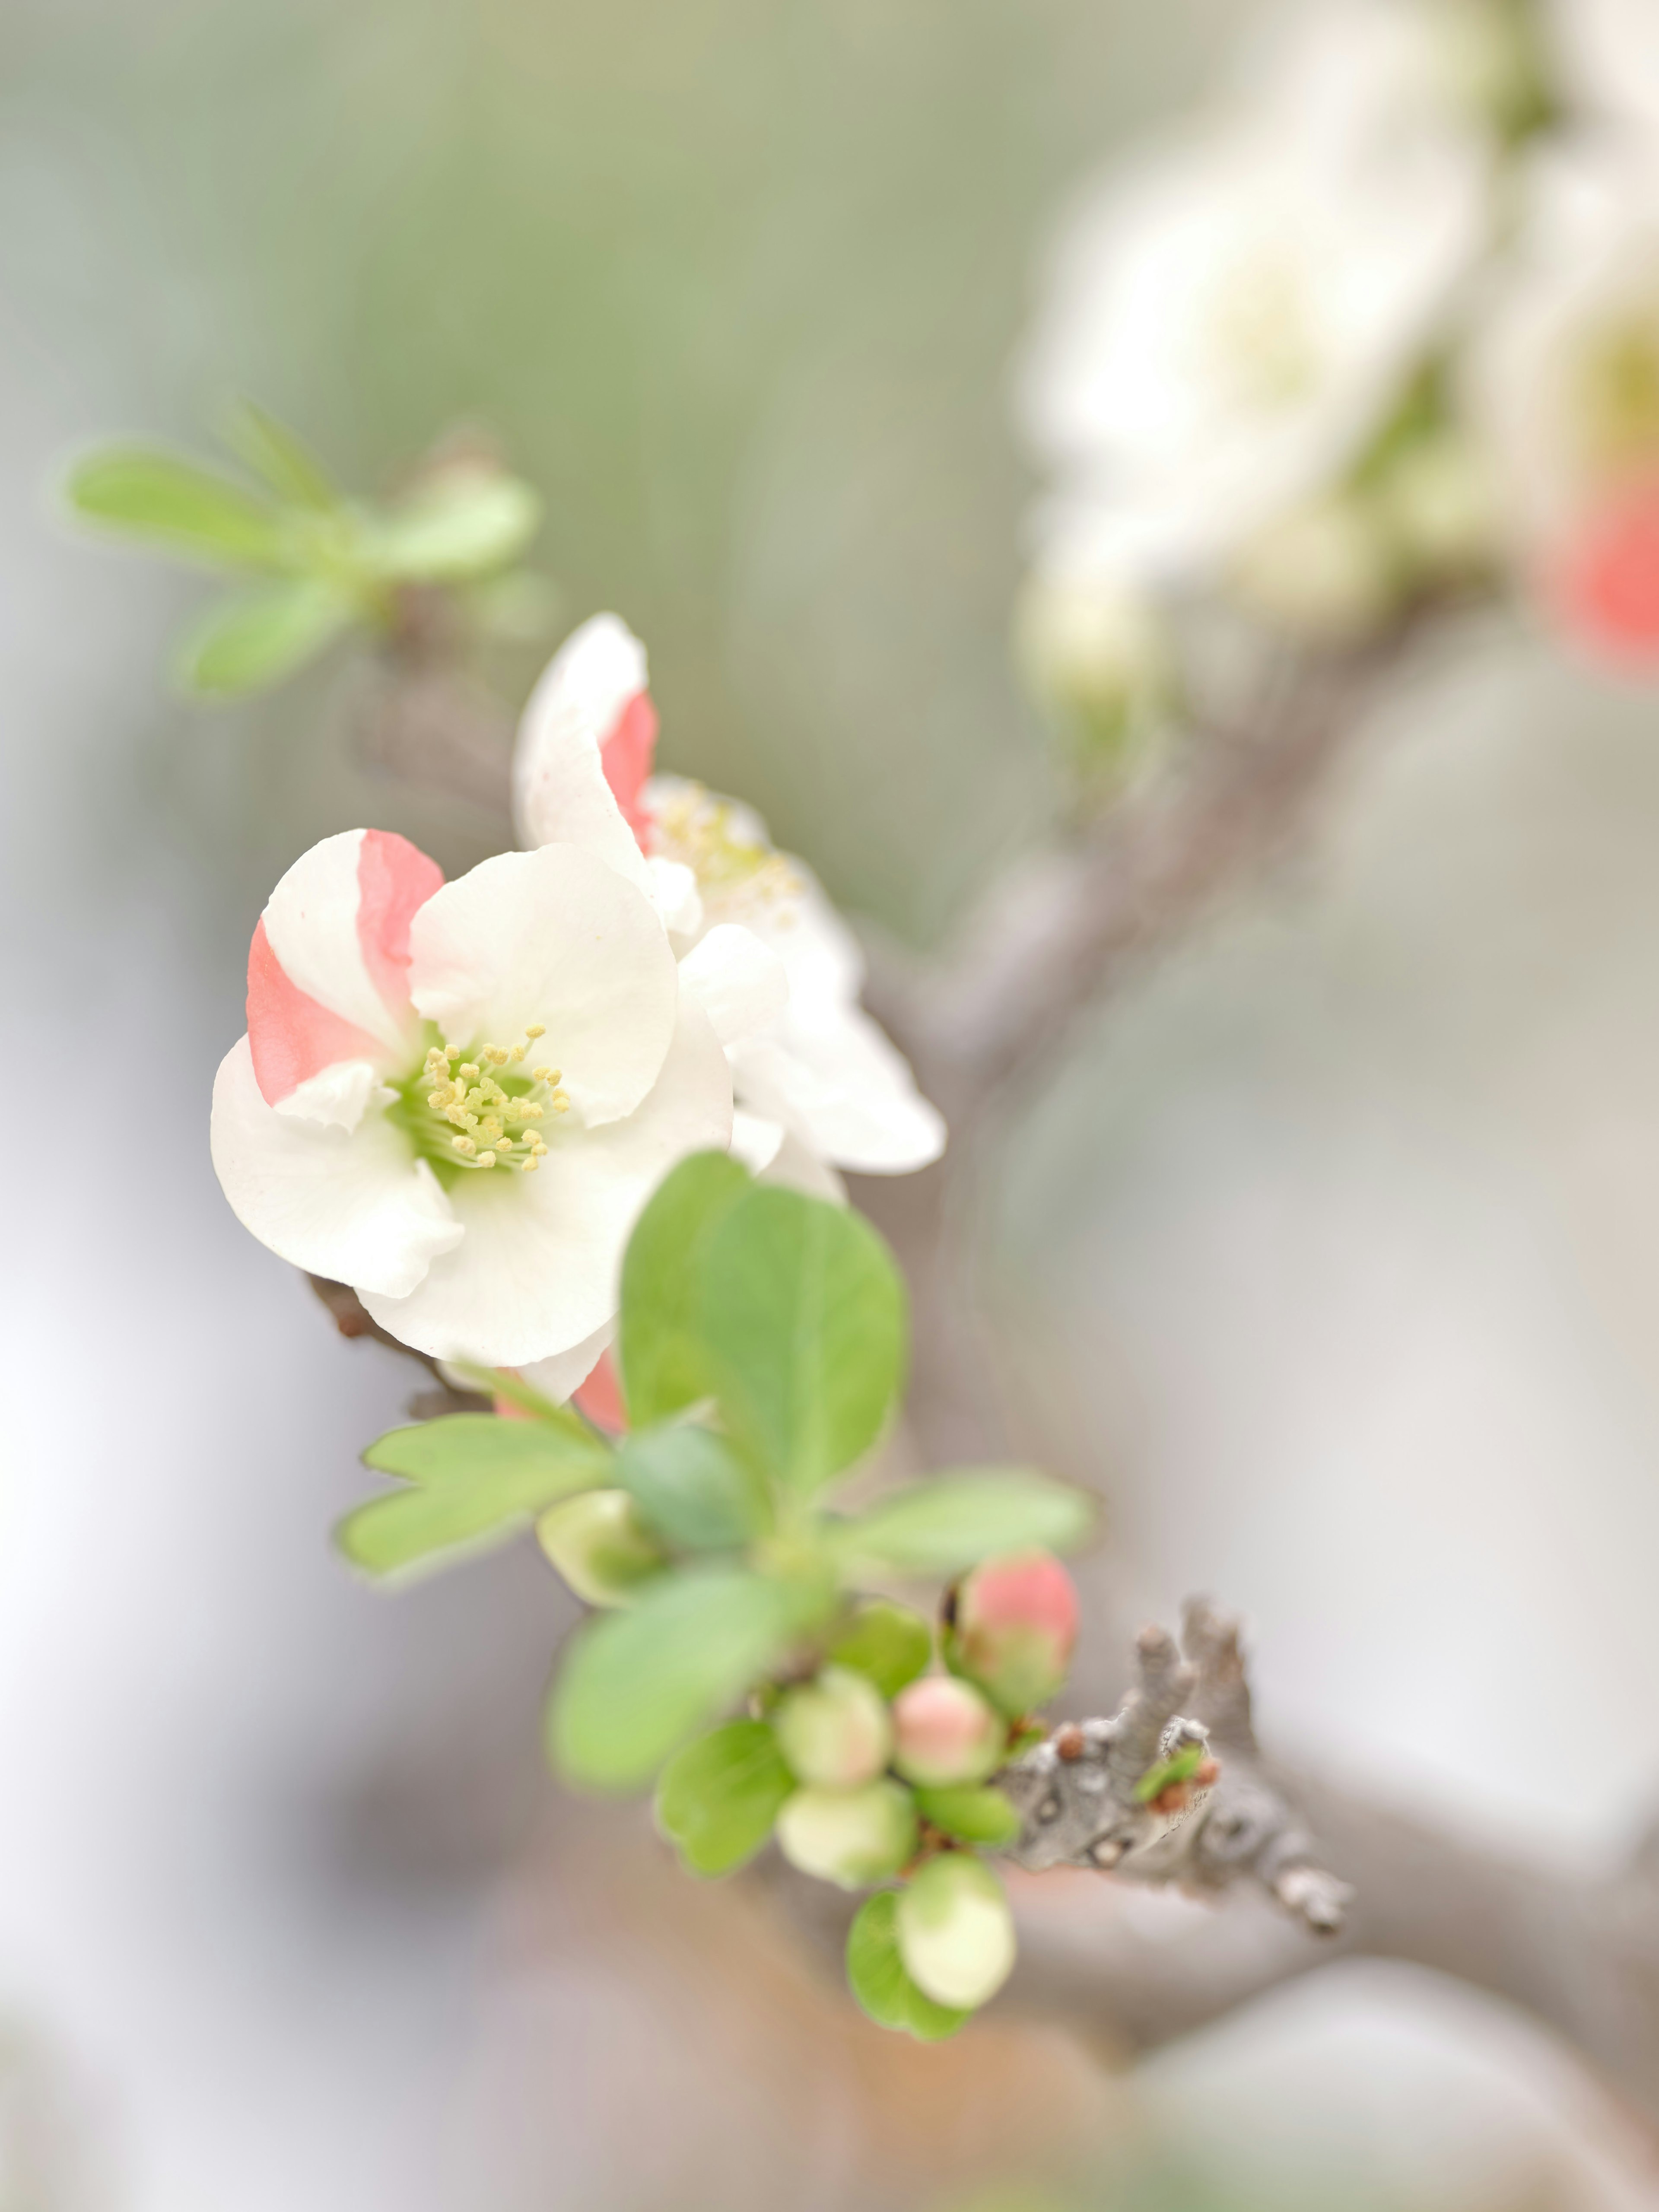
[{"left": 393, "top": 1023, "right": 569, "bottom": 1179}]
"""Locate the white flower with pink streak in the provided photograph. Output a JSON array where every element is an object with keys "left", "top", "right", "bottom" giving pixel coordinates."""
[
  {"left": 210, "top": 824, "right": 736, "bottom": 1374},
  {"left": 512, "top": 613, "right": 946, "bottom": 1201}
]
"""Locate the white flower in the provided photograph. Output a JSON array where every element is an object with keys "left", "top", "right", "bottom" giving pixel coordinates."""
[
  {"left": 1465, "top": 140, "right": 1659, "bottom": 654},
  {"left": 512, "top": 614, "right": 946, "bottom": 1202},
  {"left": 1017, "top": 0, "right": 1489, "bottom": 594},
  {"left": 1545, "top": 0, "right": 1659, "bottom": 138},
  {"left": 210, "top": 826, "right": 733, "bottom": 1370}
]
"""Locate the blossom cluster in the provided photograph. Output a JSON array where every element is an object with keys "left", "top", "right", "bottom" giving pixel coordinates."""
[
  {"left": 211, "top": 615, "right": 944, "bottom": 1397},
  {"left": 1017, "top": 0, "right": 1659, "bottom": 760}
]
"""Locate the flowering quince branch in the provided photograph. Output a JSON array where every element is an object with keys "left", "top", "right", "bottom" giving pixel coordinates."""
[{"left": 66, "top": 0, "right": 1659, "bottom": 2104}]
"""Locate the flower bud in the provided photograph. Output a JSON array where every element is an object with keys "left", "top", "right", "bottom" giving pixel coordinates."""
[
  {"left": 891, "top": 1676, "right": 1004, "bottom": 1787},
  {"left": 775, "top": 1666, "right": 894, "bottom": 1789},
  {"left": 535, "top": 1490, "right": 666, "bottom": 1607},
  {"left": 950, "top": 1551, "right": 1078, "bottom": 1717},
  {"left": 1013, "top": 568, "right": 1174, "bottom": 783},
  {"left": 897, "top": 1855, "right": 1016, "bottom": 2011},
  {"left": 1230, "top": 494, "right": 1398, "bottom": 642},
  {"left": 776, "top": 1781, "right": 918, "bottom": 1889}
]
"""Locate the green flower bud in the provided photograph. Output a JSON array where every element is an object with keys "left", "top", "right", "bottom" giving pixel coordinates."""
[
  {"left": 897, "top": 1855, "right": 1017, "bottom": 2011},
  {"left": 536, "top": 1490, "right": 667, "bottom": 1607},
  {"left": 775, "top": 1666, "right": 894, "bottom": 1788},
  {"left": 776, "top": 1781, "right": 918, "bottom": 1889},
  {"left": 891, "top": 1676, "right": 1004, "bottom": 1787}
]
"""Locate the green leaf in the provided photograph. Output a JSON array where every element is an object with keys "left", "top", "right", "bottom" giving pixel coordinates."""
[
  {"left": 618, "top": 1151, "right": 753, "bottom": 1426},
  {"left": 175, "top": 575, "right": 353, "bottom": 696},
  {"left": 617, "top": 1422, "right": 770, "bottom": 1550},
  {"left": 337, "top": 1414, "right": 611, "bottom": 1578},
  {"left": 913, "top": 1785, "right": 1022, "bottom": 1849},
  {"left": 370, "top": 470, "right": 541, "bottom": 580},
  {"left": 549, "top": 1564, "right": 825, "bottom": 1792},
  {"left": 828, "top": 1600, "right": 934, "bottom": 1698},
  {"left": 64, "top": 447, "right": 288, "bottom": 569},
  {"left": 1133, "top": 1740, "right": 1208, "bottom": 1805},
  {"left": 845, "top": 1891, "right": 969, "bottom": 2042},
  {"left": 832, "top": 1470, "right": 1094, "bottom": 1578},
  {"left": 698, "top": 1186, "right": 906, "bottom": 1494},
  {"left": 223, "top": 398, "right": 337, "bottom": 511},
  {"left": 655, "top": 1719, "right": 795, "bottom": 1875}
]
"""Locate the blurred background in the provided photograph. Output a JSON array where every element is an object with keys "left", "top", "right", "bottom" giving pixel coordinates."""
[{"left": 4, "top": 0, "right": 1659, "bottom": 2204}]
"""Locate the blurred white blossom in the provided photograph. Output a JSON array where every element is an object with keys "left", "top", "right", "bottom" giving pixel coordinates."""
[
  {"left": 1018, "top": 1, "right": 1491, "bottom": 606},
  {"left": 1468, "top": 140, "right": 1659, "bottom": 655}
]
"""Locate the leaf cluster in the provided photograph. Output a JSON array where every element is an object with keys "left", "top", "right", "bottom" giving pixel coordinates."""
[{"left": 61, "top": 400, "right": 548, "bottom": 696}]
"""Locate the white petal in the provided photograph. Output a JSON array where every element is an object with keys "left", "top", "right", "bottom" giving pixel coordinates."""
[
  {"left": 210, "top": 1036, "right": 462, "bottom": 1298},
  {"left": 646, "top": 857, "right": 704, "bottom": 944},
  {"left": 760, "top": 1130, "right": 847, "bottom": 1203},
  {"left": 408, "top": 845, "right": 679, "bottom": 1128},
  {"left": 518, "top": 1320, "right": 615, "bottom": 1405},
  {"left": 678, "top": 923, "right": 790, "bottom": 1047},
  {"left": 730, "top": 1109, "right": 785, "bottom": 1177},
  {"left": 272, "top": 1058, "right": 390, "bottom": 1133},
  {"left": 361, "top": 990, "right": 734, "bottom": 1367},
  {"left": 513, "top": 615, "right": 653, "bottom": 893},
  {"left": 261, "top": 829, "right": 411, "bottom": 1057},
  {"left": 743, "top": 865, "right": 867, "bottom": 1007},
  {"left": 731, "top": 1011, "right": 946, "bottom": 1176}
]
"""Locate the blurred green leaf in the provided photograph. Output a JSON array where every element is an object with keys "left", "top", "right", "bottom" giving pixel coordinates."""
[
  {"left": 223, "top": 398, "right": 337, "bottom": 511},
  {"left": 845, "top": 1891, "right": 968, "bottom": 2041},
  {"left": 913, "top": 1784, "right": 1022, "bottom": 1848},
  {"left": 448, "top": 1361, "right": 593, "bottom": 1436},
  {"left": 699, "top": 1186, "right": 906, "bottom": 1494},
  {"left": 337, "top": 1413, "right": 612, "bottom": 1578},
  {"left": 549, "top": 1563, "right": 825, "bottom": 1792},
  {"left": 371, "top": 470, "right": 541, "bottom": 580},
  {"left": 655, "top": 1718, "right": 795, "bottom": 1875},
  {"left": 175, "top": 575, "right": 353, "bottom": 696},
  {"left": 64, "top": 447, "right": 289, "bottom": 569},
  {"left": 828, "top": 1600, "right": 933, "bottom": 1697},
  {"left": 617, "top": 1422, "right": 770, "bottom": 1550},
  {"left": 831, "top": 1471, "right": 1094, "bottom": 1578},
  {"left": 618, "top": 1150, "right": 753, "bottom": 1426}
]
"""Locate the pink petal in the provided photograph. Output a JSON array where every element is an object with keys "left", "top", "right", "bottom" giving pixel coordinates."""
[
  {"left": 1554, "top": 480, "right": 1659, "bottom": 664},
  {"left": 601, "top": 691, "right": 659, "bottom": 851},
  {"left": 246, "top": 920, "right": 388, "bottom": 1107},
  {"left": 357, "top": 829, "right": 445, "bottom": 1021},
  {"left": 573, "top": 1347, "right": 629, "bottom": 1433}
]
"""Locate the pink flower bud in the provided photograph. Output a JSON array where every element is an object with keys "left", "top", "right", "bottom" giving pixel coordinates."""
[
  {"left": 776, "top": 1781, "right": 918, "bottom": 1889},
  {"left": 1554, "top": 477, "right": 1659, "bottom": 666},
  {"left": 891, "top": 1676, "right": 1004, "bottom": 1787},
  {"left": 950, "top": 1550, "right": 1078, "bottom": 1716},
  {"left": 775, "top": 1667, "right": 893, "bottom": 1789},
  {"left": 897, "top": 1855, "right": 1016, "bottom": 2010}
]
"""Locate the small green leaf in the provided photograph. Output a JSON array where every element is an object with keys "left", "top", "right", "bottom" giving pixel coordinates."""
[
  {"left": 370, "top": 470, "right": 541, "bottom": 580},
  {"left": 617, "top": 1422, "right": 770, "bottom": 1550},
  {"left": 618, "top": 1151, "right": 753, "bottom": 1426},
  {"left": 913, "top": 1785, "right": 1022, "bottom": 1849},
  {"left": 699, "top": 1186, "right": 906, "bottom": 1494},
  {"left": 175, "top": 575, "right": 353, "bottom": 696},
  {"left": 549, "top": 1564, "right": 826, "bottom": 1792},
  {"left": 64, "top": 447, "right": 288, "bottom": 569},
  {"left": 828, "top": 1600, "right": 934, "bottom": 1697},
  {"left": 833, "top": 1471, "right": 1094, "bottom": 1578},
  {"left": 1133, "top": 1740, "right": 1208, "bottom": 1804},
  {"left": 223, "top": 399, "right": 337, "bottom": 511},
  {"left": 845, "top": 1891, "right": 969, "bottom": 2042},
  {"left": 655, "top": 1719, "right": 795, "bottom": 1875},
  {"left": 338, "top": 1414, "right": 611, "bottom": 1578}
]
